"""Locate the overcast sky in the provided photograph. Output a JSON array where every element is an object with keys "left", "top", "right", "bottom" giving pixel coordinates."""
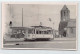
[{"left": 4, "top": 4, "right": 77, "bottom": 30}]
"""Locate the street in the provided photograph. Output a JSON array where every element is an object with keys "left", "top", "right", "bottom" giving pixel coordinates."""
[{"left": 3, "top": 39, "right": 76, "bottom": 49}]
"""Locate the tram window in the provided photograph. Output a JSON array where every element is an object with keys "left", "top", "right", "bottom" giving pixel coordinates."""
[
  {"left": 47, "top": 30, "right": 51, "bottom": 34},
  {"left": 44, "top": 31, "right": 47, "bottom": 34},
  {"left": 39, "top": 31, "right": 41, "bottom": 34},
  {"left": 36, "top": 30, "right": 52, "bottom": 34},
  {"left": 28, "top": 29, "right": 33, "bottom": 34},
  {"left": 37, "top": 31, "right": 42, "bottom": 34},
  {"left": 46, "top": 31, "right": 48, "bottom": 34},
  {"left": 38, "top": 31, "right": 41, "bottom": 34},
  {"left": 33, "top": 29, "right": 35, "bottom": 34},
  {"left": 36, "top": 31, "right": 38, "bottom": 34},
  {"left": 41, "top": 31, "right": 42, "bottom": 34}
]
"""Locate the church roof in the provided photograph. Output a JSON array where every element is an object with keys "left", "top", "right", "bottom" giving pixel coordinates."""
[
  {"left": 61, "top": 5, "right": 69, "bottom": 11},
  {"left": 59, "top": 19, "right": 76, "bottom": 31},
  {"left": 67, "top": 19, "right": 76, "bottom": 28}
]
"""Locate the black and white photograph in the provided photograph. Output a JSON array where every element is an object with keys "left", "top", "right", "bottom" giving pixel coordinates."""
[{"left": 2, "top": 2, "right": 78, "bottom": 50}]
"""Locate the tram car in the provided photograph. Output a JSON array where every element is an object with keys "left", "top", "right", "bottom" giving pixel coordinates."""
[{"left": 10, "top": 26, "right": 54, "bottom": 41}]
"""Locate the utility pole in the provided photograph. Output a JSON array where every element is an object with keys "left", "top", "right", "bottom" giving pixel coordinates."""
[{"left": 22, "top": 8, "right": 23, "bottom": 27}]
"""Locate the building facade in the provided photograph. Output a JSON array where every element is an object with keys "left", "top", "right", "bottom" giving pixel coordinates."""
[{"left": 59, "top": 5, "right": 76, "bottom": 38}]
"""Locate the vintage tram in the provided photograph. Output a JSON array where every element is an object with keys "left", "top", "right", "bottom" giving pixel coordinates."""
[{"left": 10, "top": 26, "right": 54, "bottom": 41}]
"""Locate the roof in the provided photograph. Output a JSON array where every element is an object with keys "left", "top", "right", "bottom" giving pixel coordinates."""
[
  {"left": 10, "top": 27, "right": 29, "bottom": 29},
  {"left": 61, "top": 5, "right": 69, "bottom": 11},
  {"left": 31, "top": 26, "right": 52, "bottom": 29},
  {"left": 10, "top": 26, "right": 52, "bottom": 30},
  {"left": 67, "top": 19, "right": 76, "bottom": 27}
]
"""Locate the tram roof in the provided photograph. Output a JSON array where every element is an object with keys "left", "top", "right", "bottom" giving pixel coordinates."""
[
  {"left": 31, "top": 26, "right": 52, "bottom": 29},
  {"left": 10, "top": 26, "right": 52, "bottom": 30}
]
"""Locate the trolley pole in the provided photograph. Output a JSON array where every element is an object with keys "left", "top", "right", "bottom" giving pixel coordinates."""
[{"left": 22, "top": 8, "right": 23, "bottom": 27}]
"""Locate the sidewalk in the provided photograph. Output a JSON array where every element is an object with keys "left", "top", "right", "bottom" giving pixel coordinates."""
[{"left": 54, "top": 38, "right": 76, "bottom": 41}]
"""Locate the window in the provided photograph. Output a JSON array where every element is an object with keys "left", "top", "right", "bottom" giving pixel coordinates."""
[
  {"left": 44, "top": 31, "right": 46, "bottom": 34},
  {"left": 35, "top": 30, "right": 52, "bottom": 34},
  {"left": 47, "top": 30, "right": 51, "bottom": 34},
  {"left": 46, "top": 31, "right": 48, "bottom": 34},
  {"left": 36, "top": 31, "right": 39, "bottom": 34},
  {"left": 36, "top": 30, "right": 42, "bottom": 34},
  {"left": 64, "top": 11, "right": 65, "bottom": 16},
  {"left": 70, "top": 28, "right": 73, "bottom": 33},
  {"left": 33, "top": 29, "right": 35, "bottom": 34},
  {"left": 28, "top": 29, "right": 33, "bottom": 34},
  {"left": 39, "top": 31, "right": 41, "bottom": 34}
]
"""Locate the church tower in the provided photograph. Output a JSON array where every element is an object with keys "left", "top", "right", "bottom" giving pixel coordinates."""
[
  {"left": 59, "top": 5, "right": 70, "bottom": 37},
  {"left": 61, "top": 5, "right": 70, "bottom": 21}
]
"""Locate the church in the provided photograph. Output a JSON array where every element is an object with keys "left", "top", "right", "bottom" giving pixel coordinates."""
[{"left": 59, "top": 5, "right": 76, "bottom": 38}]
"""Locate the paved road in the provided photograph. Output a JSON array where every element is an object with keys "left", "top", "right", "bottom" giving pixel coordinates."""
[{"left": 3, "top": 40, "right": 76, "bottom": 50}]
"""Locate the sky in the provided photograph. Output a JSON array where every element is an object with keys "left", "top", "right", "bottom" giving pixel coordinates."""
[{"left": 4, "top": 4, "right": 77, "bottom": 30}]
